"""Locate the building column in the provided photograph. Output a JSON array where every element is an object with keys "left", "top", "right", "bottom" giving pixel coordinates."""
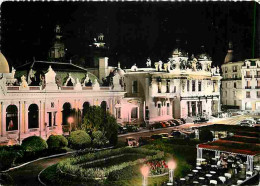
[
  {"left": 195, "top": 101, "right": 198, "bottom": 115},
  {"left": 1, "top": 103, "right": 6, "bottom": 137},
  {"left": 187, "top": 101, "right": 190, "bottom": 117},
  {"left": 24, "top": 101, "right": 29, "bottom": 133},
  {"left": 19, "top": 102, "right": 24, "bottom": 133},
  {"left": 39, "top": 101, "right": 42, "bottom": 137}
]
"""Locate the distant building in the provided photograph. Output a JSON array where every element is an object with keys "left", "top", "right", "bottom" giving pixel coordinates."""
[
  {"left": 221, "top": 43, "right": 260, "bottom": 111},
  {"left": 123, "top": 47, "right": 222, "bottom": 123},
  {"left": 241, "top": 59, "right": 260, "bottom": 111}
]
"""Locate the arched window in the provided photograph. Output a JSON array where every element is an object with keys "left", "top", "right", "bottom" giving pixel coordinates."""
[
  {"left": 101, "top": 101, "right": 107, "bottom": 112},
  {"left": 131, "top": 107, "right": 138, "bottom": 119},
  {"left": 28, "top": 104, "right": 39, "bottom": 129},
  {"left": 6, "top": 105, "right": 18, "bottom": 131},
  {"left": 62, "top": 102, "right": 72, "bottom": 125},
  {"left": 67, "top": 79, "right": 73, "bottom": 86},
  {"left": 82, "top": 102, "right": 90, "bottom": 118}
]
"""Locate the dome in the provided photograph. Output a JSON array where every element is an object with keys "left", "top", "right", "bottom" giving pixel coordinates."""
[
  {"left": 0, "top": 52, "right": 10, "bottom": 73},
  {"left": 224, "top": 42, "right": 234, "bottom": 63}
]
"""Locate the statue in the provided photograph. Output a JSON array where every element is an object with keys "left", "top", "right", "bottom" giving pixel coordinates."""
[
  {"left": 20, "top": 75, "right": 29, "bottom": 89},
  {"left": 146, "top": 58, "right": 152, "bottom": 67},
  {"left": 11, "top": 67, "right": 16, "bottom": 77},
  {"left": 192, "top": 58, "right": 197, "bottom": 71},
  {"left": 217, "top": 67, "right": 219, "bottom": 74},
  {"left": 207, "top": 63, "right": 211, "bottom": 71}
]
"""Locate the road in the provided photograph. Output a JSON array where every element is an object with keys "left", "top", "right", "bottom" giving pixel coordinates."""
[
  {"left": 4, "top": 153, "right": 73, "bottom": 186},
  {"left": 118, "top": 114, "right": 253, "bottom": 142}
]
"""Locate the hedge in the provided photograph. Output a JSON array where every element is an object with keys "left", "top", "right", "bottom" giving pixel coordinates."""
[
  {"left": 68, "top": 130, "right": 91, "bottom": 149},
  {"left": 21, "top": 136, "right": 48, "bottom": 152},
  {"left": 47, "top": 135, "right": 68, "bottom": 150},
  {"left": 57, "top": 147, "right": 164, "bottom": 181}
]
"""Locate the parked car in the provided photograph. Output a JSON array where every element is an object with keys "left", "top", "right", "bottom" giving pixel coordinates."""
[
  {"left": 138, "top": 136, "right": 151, "bottom": 146},
  {"left": 151, "top": 134, "right": 163, "bottom": 140},
  {"left": 179, "top": 118, "right": 186, "bottom": 124},
  {"left": 255, "top": 118, "right": 260, "bottom": 124},
  {"left": 117, "top": 124, "right": 127, "bottom": 134},
  {"left": 159, "top": 133, "right": 170, "bottom": 139},
  {"left": 239, "top": 120, "right": 254, "bottom": 127},
  {"left": 193, "top": 117, "right": 209, "bottom": 124},
  {"left": 171, "top": 131, "right": 182, "bottom": 138},
  {"left": 125, "top": 137, "right": 139, "bottom": 147},
  {"left": 125, "top": 124, "right": 140, "bottom": 132},
  {"left": 171, "top": 130, "right": 188, "bottom": 139},
  {"left": 159, "top": 122, "right": 167, "bottom": 128},
  {"left": 168, "top": 120, "right": 176, "bottom": 126},
  {"left": 172, "top": 119, "right": 182, "bottom": 126}
]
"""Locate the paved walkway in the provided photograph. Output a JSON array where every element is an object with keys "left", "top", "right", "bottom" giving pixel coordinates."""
[{"left": 5, "top": 153, "right": 73, "bottom": 186}]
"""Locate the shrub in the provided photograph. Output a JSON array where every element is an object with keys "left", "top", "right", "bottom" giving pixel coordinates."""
[
  {"left": 47, "top": 135, "right": 68, "bottom": 150},
  {"left": 92, "top": 130, "right": 108, "bottom": 148},
  {"left": 21, "top": 136, "right": 48, "bottom": 152},
  {"left": 68, "top": 130, "right": 91, "bottom": 149},
  {"left": 0, "top": 149, "right": 18, "bottom": 170}
]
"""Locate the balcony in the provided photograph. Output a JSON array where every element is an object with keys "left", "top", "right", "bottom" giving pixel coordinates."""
[
  {"left": 257, "top": 95, "right": 260, "bottom": 98},
  {"left": 244, "top": 75, "right": 252, "bottom": 79},
  {"left": 255, "top": 86, "right": 260, "bottom": 89},
  {"left": 254, "top": 75, "right": 260, "bottom": 78},
  {"left": 245, "top": 86, "right": 251, "bottom": 89}
]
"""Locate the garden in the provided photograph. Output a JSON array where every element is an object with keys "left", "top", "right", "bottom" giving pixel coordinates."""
[
  {"left": 0, "top": 106, "right": 119, "bottom": 172},
  {"left": 40, "top": 138, "right": 200, "bottom": 185}
]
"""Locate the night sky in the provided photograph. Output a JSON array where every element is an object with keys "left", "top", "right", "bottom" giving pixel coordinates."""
[{"left": 1, "top": 1, "right": 259, "bottom": 69}]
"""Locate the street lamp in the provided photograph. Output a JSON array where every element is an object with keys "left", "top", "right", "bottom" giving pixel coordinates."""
[
  {"left": 140, "top": 165, "right": 149, "bottom": 186},
  {"left": 67, "top": 116, "right": 74, "bottom": 134},
  {"left": 167, "top": 160, "right": 177, "bottom": 185}
]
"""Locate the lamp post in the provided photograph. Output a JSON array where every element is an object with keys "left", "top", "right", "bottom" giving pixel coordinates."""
[
  {"left": 140, "top": 165, "right": 149, "bottom": 186},
  {"left": 167, "top": 160, "right": 177, "bottom": 185},
  {"left": 67, "top": 116, "right": 74, "bottom": 134}
]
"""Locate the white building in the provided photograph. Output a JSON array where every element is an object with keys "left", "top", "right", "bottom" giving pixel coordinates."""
[
  {"left": 221, "top": 43, "right": 260, "bottom": 111},
  {"left": 0, "top": 52, "right": 131, "bottom": 145},
  {"left": 123, "top": 48, "right": 222, "bottom": 123},
  {"left": 241, "top": 59, "right": 260, "bottom": 111}
]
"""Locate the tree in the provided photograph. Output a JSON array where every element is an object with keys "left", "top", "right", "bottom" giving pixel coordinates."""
[
  {"left": 83, "top": 106, "right": 118, "bottom": 145},
  {"left": 68, "top": 130, "right": 91, "bottom": 149}
]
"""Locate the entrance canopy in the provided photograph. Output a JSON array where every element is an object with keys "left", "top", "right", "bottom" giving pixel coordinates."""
[{"left": 198, "top": 139, "right": 260, "bottom": 156}]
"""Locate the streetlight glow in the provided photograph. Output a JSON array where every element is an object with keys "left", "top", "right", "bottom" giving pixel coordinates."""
[
  {"left": 167, "top": 160, "right": 177, "bottom": 185},
  {"left": 140, "top": 165, "right": 149, "bottom": 186}
]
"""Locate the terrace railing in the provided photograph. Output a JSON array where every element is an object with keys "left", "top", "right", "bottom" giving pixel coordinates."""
[
  {"left": 244, "top": 75, "right": 252, "bottom": 78},
  {"left": 245, "top": 86, "right": 251, "bottom": 89}
]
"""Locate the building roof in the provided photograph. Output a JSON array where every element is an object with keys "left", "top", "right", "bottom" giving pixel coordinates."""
[
  {"left": 0, "top": 52, "right": 10, "bottom": 73},
  {"left": 15, "top": 61, "right": 99, "bottom": 85}
]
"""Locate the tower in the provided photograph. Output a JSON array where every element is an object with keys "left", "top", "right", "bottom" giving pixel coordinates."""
[
  {"left": 224, "top": 41, "right": 234, "bottom": 63},
  {"left": 92, "top": 33, "right": 108, "bottom": 67},
  {"left": 49, "top": 25, "right": 65, "bottom": 60}
]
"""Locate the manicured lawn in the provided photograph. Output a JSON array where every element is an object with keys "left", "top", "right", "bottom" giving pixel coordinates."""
[
  {"left": 81, "top": 154, "right": 146, "bottom": 169},
  {"left": 41, "top": 139, "right": 199, "bottom": 185}
]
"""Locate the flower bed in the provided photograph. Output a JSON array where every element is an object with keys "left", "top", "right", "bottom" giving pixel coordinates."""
[
  {"left": 146, "top": 160, "right": 168, "bottom": 176},
  {"left": 57, "top": 147, "right": 164, "bottom": 182}
]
